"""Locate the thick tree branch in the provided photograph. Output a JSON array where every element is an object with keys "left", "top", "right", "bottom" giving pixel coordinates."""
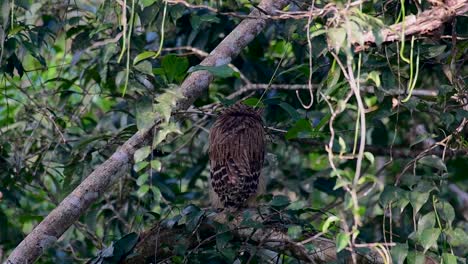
[
  {"left": 359, "top": 0, "right": 468, "bottom": 48},
  {"left": 6, "top": 0, "right": 290, "bottom": 263}
]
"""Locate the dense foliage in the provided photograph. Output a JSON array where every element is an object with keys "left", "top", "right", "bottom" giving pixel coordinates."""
[{"left": 0, "top": 0, "right": 467, "bottom": 263}]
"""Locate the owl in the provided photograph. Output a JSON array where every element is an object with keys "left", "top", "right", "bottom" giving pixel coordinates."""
[{"left": 209, "top": 103, "right": 266, "bottom": 209}]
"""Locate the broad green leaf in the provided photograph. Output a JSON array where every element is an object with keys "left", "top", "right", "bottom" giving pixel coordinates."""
[
  {"left": 335, "top": 232, "right": 350, "bottom": 252},
  {"left": 243, "top": 97, "right": 264, "bottom": 107},
  {"left": 367, "top": 71, "right": 381, "bottom": 87},
  {"left": 134, "top": 60, "right": 153, "bottom": 75},
  {"left": 151, "top": 160, "right": 162, "bottom": 171},
  {"left": 270, "top": 195, "right": 290, "bottom": 207},
  {"left": 410, "top": 133, "right": 436, "bottom": 147},
  {"left": 136, "top": 97, "right": 157, "bottom": 130},
  {"left": 322, "top": 215, "right": 339, "bottom": 233},
  {"left": 364, "top": 152, "right": 374, "bottom": 164},
  {"left": 133, "top": 161, "right": 149, "bottom": 172},
  {"left": 417, "top": 212, "right": 435, "bottom": 232},
  {"left": 409, "top": 191, "right": 430, "bottom": 214},
  {"left": 442, "top": 253, "right": 457, "bottom": 264},
  {"left": 141, "top": 0, "right": 158, "bottom": 7},
  {"left": 161, "top": 54, "right": 189, "bottom": 83},
  {"left": 136, "top": 173, "right": 149, "bottom": 186},
  {"left": 133, "top": 51, "right": 156, "bottom": 65},
  {"left": 279, "top": 102, "right": 301, "bottom": 121},
  {"left": 436, "top": 201, "right": 455, "bottom": 227},
  {"left": 406, "top": 251, "right": 425, "bottom": 264},
  {"left": 150, "top": 186, "right": 161, "bottom": 203},
  {"left": 309, "top": 153, "right": 329, "bottom": 171},
  {"left": 285, "top": 119, "right": 313, "bottom": 140},
  {"left": 418, "top": 228, "right": 440, "bottom": 253},
  {"left": 380, "top": 186, "right": 410, "bottom": 210},
  {"left": 153, "top": 123, "right": 182, "bottom": 147},
  {"left": 418, "top": 155, "right": 447, "bottom": 172},
  {"left": 445, "top": 227, "right": 468, "bottom": 247},
  {"left": 216, "top": 231, "right": 233, "bottom": 250},
  {"left": 137, "top": 184, "right": 150, "bottom": 197},
  {"left": 188, "top": 64, "right": 239, "bottom": 78},
  {"left": 421, "top": 45, "right": 446, "bottom": 59},
  {"left": 391, "top": 243, "right": 408, "bottom": 264},
  {"left": 338, "top": 137, "right": 347, "bottom": 153},
  {"left": 134, "top": 146, "right": 151, "bottom": 163},
  {"left": 111, "top": 233, "right": 139, "bottom": 260},
  {"left": 287, "top": 225, "right": 302, "bottom": 240}
]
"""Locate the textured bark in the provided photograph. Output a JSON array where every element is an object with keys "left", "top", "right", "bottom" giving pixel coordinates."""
[
  {"left": 359, "top": 0, "right": 468, "bottom": 47},
  {"left": 6, "top": 0, "right": 290, "bottom": 263}
]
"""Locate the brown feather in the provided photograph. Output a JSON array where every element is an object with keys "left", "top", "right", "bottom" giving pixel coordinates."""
[{"left": 209, "top": 103, "right": 265, "bottom": 209}]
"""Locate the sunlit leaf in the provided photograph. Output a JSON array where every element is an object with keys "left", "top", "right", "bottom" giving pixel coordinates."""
[
  {"left": 335, "top": 232, "right": 350, "bottom": 252},
  {"left": 134, "top": 146, "right": 151, "bottom": 163},
  {"left": 418, "top": 228, "right": 440, "bottom": 253},
  {"left": 188, "top": 65, "right": 239, "bottom": 78}
]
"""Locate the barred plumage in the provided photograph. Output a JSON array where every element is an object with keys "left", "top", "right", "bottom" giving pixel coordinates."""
[{"left": 209, "top": 103, "right": 265, "bottom": 209}]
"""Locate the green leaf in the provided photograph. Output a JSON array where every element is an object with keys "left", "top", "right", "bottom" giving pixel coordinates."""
[
  {"left": 216, "top": 231, "right": 233, "bottom": 250},
  {"left": 161, "top": 54, "right": 189, "bottom": 83},
  {"left": 436, "top": 201, "right": 455, "bottom": 227},
  {"left": 243, "top": 97, "right": 264, "bottom": 108},
  {"left": 133, "top": 51, "right": 156, "bottom": 65},
  {"left": 380, "top": 186, "right": 410, "bottom": 212},
  {"left": 409, "top": 191, "right": 430, "bottom": 214},
  {"left": 287, "top": 225, "right": 302, "bottom": 240},
  {"left": 153, "top": 123, "right": 182, "bottom": 147},
  {"left": 367, "top": 71, "right": 381, "bottom": 87},
  {"left": 418, "top": 228, "right": 440, "bottom": 253},
  {"left": 421, "top": 45, "right": 446, "bottom": 59},
  {"left": 136, "top": 97, "right": 157, "bottom": 130},
  {"left": 186, "top": 210, "right": 204, "bottom": 233},
  {"left": 391, "top": 243, "right": 408, "bottom": 264},
  {"left": 309, "top": 153, "right": 329, "bottom": 171},
  {"left": 134, "top": 60, "right": 153, "bottom": 75},
  {"left": 133, "top": 161, "right": 149, "bottom": 172},
  {"left": 335, "top": 232, "right": 350, "bottom": 252},
  {"left": 141, "top": 0, "right": 158, "bottom": 7},
  {"left": 406, "top": 251, "right": 425, "bottom": 264},
  {"left": 109, "top": 232, "right": 139, "bottom": 261},
  {"left": 338, "top": 136, "right": 347, "bottom": 153},
  {"left": 445, "top": 227, "right": 468, "bottom": 247},
  {"left": 137, "top": 185, "right": 150, "bottom": 198},
  {"left": 417, "top": 212, "right": 435, "bottom": 232},
  {"left": 270, "top": 195, "right": 290, "bottom": 207},
  {"left": 418, "top": 155, "right": 447, "bottom": 171},
  {"left": 136, "top": 173, "right": 149, "bottom": 186},
  {"left": 279, "top": 102, "right": 301, "bottom": 121},
  {"left": 285, "top": 119, "right": 313, "bottom": 140},
  {"left": 151, "top": 160, "right": 162, "bottom": 171},
  {"left": 364, "top": 152, "right": 374, "bottom": 165},
  {"left": 188, "top": 64, "right": 238, "bottom": 78},
  {"left": 442, "top": 253, "right": 457, "bottom": 264},
  {"left": 134, "top": 146, "right": 151, "bottom": 163},
  {"left": 321, "top": 215, "right": 339, "bottom": 233},
  {"left": 150, "top": 186, "right": 161, "bottom": 203}
]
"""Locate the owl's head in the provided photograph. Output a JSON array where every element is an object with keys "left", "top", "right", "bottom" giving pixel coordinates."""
[{"left": 220, "top": 102, "right": 263, "bottom": 122}]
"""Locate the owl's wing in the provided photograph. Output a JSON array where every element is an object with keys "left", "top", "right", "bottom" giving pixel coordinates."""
[{"left": 210, "top": 131, "right": 264, "bottom": 208}]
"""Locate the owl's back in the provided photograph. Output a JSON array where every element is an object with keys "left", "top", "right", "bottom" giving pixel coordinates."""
[{"left": 209, "top": 103, "right": 265, "bottom": 209}]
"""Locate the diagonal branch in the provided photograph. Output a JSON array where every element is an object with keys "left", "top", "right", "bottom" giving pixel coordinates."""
[{"left": 6, "top": 0, "right": 290, "bottom": 263}]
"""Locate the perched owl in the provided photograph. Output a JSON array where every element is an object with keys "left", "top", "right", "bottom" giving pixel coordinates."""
[{"left": 209, "top": 103, "right": 266, "bottom": 209}]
